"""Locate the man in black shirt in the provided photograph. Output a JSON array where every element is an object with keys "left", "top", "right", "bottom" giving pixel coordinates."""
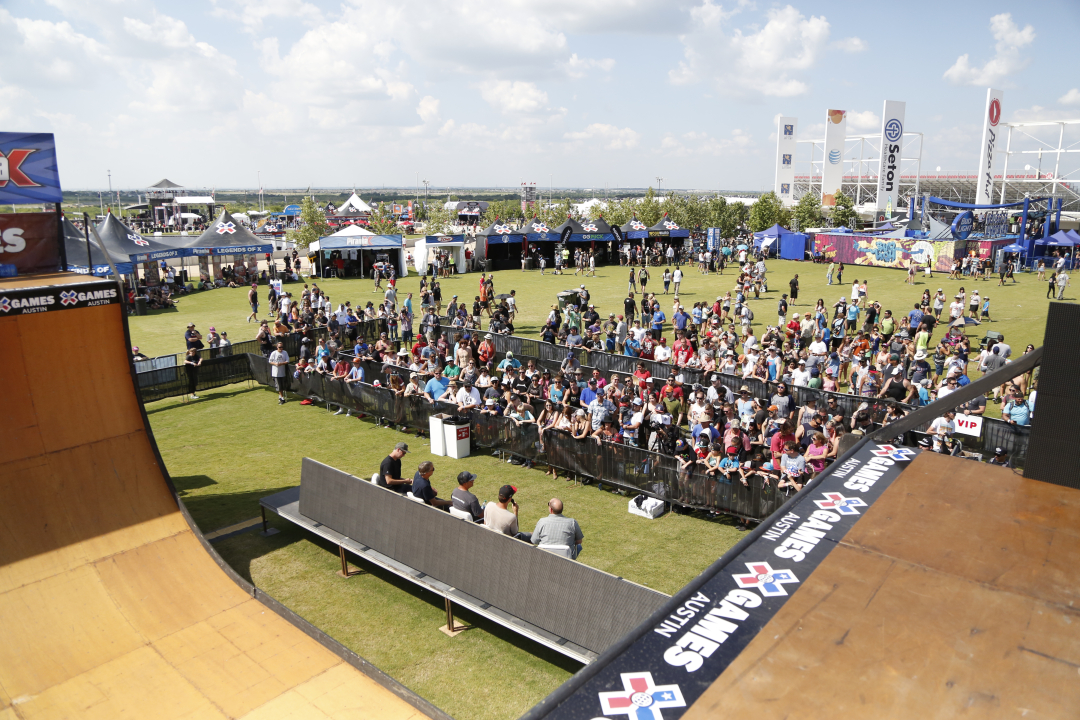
[
  {"left": 377, "top": 442, "right": 412, "bottom": 494},
  {"left": 624, "top": 292, "right": 636, "bottom": 323}
]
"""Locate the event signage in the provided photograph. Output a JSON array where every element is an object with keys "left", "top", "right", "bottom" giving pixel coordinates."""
[
  {"left": 539, "top": 442, "right": 917, "bottom": 720},
  {"left": 774, "top": 116, "right": 798, "bottom": 207},
  {"left": 0, "top": 211, "right": 61, "bottom": 274},
  {"left": 975, "top": 88, "right": 1004, "bottom": 208},
  {"left": 179, "top": 245, "right": 270, "bottom": 258},
  {"left": 820, "top": 110, "right": 846, "bottom": 206},
  {"left": 951, "top": 211, "right": 975, "bottom": 240},
  {"left": 954, "top": 415, "right": 983, "bottom": 437},
  {"left": 283, "top": 204, "right": 301, "bottom": 217},
  {"left": 984, "top": 211, "right": 1008, "bottom": 238},
  {"left": 876, "top": 101, "right": 906, "bottom": 212},
  {"left": 0, "top": 280, "right": 119, "bottom": 315},
  {"left": 0, "top": 132, "right": 63, "bottom": 205}
]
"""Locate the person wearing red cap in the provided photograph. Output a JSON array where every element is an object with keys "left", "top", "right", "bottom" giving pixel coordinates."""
[{"left": 483, "top": 485, "right": 531, "bottom": 541}]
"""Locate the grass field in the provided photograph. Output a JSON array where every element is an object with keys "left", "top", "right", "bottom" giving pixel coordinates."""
[{"left": 148, "top": 383, "right": 743, "bottom": 720}]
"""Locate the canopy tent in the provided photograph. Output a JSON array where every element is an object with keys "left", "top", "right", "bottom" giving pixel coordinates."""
[
  {"left": 752, "top": 223, "right": 805, "bottom": 259},
  {"left": 63, "top": 218, "right": 129, "bottom": 276},
  {"left": 520, "top": 217, "right": 561, "bottom": 242},
  {"left": 477, "top": 219, "right": 523, "bottom": 268},
  {"left": 96, "top": 213, "right": 185, "bottom": 265},
  {"left": 646, "top": 214, "right": 690, "bottom": 238},
  {"left": 477, "top": 219, "right": 525, "bottom": 245},
  {"left": 554, "top": 216, "right": 586, "bottom": 242},
  {"left": 1037, "top": 230, "right": 1076, "bottom": 247},
  {"left": 443, "top": 200, "right": 489, "bottom": 216},
  {"left": 414, "top": 235, "right": 466, "bottom": 276},
  {"left": 619, "top": 216, "right": 650, "bottom": 241},
  {"left": 999, "top": 243, "right": 1026, "bottom": 253},
  {"left": 335, "top": 193, "right": 372, "bottom": 215},
  {"left": 309, "top": 223, "right": 374, "bottom": 252},
  {"left": 149, "top": 179, "right": 183, "bottom": 189},
  {"left": 834, "top": 226, "right": 854, "bottom": 233},
  {"left": 1067, "top": 230, "right": 1080, "bottom": 244},
  {"left": 176, "top": 209, "right": 273, "bottom": 255},
  {"left": 315, "top": 232, "right": 406, "bottom": 277}
]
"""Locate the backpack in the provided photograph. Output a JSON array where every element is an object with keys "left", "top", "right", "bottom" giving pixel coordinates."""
[{"left": 745, "top": 308, "right": 754, "bottom": 321}]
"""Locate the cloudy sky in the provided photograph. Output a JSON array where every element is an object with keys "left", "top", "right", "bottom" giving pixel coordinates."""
[{"left": 2, "top": 0, "right": 1078, "bottom": 191}]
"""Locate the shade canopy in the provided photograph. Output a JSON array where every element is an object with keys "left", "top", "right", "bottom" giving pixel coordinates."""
[
  {"left": 335, "top": 193, "right": 372, "bottom": 215},
  {"left": 316, "top": 233, "right": 404, "bottom": 250},
  {"left": 63, "top": 218, "right": 128, "bottom": 276},
  {"left": 95, "top": 213, "right": 185, "bottom": 264},
  {"left": 1039, "top": 230, "right": 1076, "bottom": 247},
  {"left": 554, "top": 216, "right": 585, "bottom": 242},
  {"left": 149, "top": 178, "right": 183, "bottom": 189},
  {"left": 620, "top": 215, "right": 650, "bottom": 240},
  {"left": 999, "top": 243, "right": 1026, "bottom": 253},
  {"left": 477, "top": 219, "right": 525, "bottom": 245},
  {"left": 521, "top": 217, "right": 561, "bottom": 242},
  {"left": 646, "top": 213, "right": 690, "bottom": 238},
  {"left": 176, "top": 209, "right": 273, "bottom": 254},
  {"left": 753, "top": 223, "right": 793, "bottom": 239},
  {"left": 310, "top": 224, "right": 375, "bottom": 252}
]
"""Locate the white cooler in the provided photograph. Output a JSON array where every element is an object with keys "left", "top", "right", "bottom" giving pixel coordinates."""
[
  {"left": 629, "top": 496, "right": 666, "bottom": 519},
  {"left": 429, "top": 414, "right": 450, "bottom": 456},
  {"left": 444, "top": 418, "right": 472, "bottom": 459}
]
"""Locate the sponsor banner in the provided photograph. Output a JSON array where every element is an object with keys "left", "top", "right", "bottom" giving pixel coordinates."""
[
  {"left": 0, "top": 132, "right": 63, "bottom": 205},
  {"left": 975, "top": 89, "right": 1004, "bottom": 208},
  {"left": 541, "top": 443, "right": 916, "bottom": 720},
  {"left": 951, "top": 211, "right": 975, "bottom": 240},
  {"left": 954, "top": 414, "right": 983, "bottom": 437},
  {"left": 0, "top": 211, "right": 61, "bottom": 274},
  {"left": 876, "top": 101, "right": 906, "bottom": 212},
  {"left": 774, "top": 117, "right": 797, "bottom": 207},
  {"left": 0, "top": 281, "right": 120, "bottom": 315},
  {"left": 821, "top": 110, "right": 847, "bottom": 207},
  {"left": 813, "top": 233, "right": 962, "bottom": 272}
]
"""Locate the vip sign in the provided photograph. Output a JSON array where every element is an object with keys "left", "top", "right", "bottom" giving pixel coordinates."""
[
  {"left": 876, "top": 101, "right": 906, "bottom": 211},
  {"left": 975, "top": 89, "right": 1004, "bottom": 207},
  {"left": 954, "top": 414, "right": 983, "bottom": 437}
]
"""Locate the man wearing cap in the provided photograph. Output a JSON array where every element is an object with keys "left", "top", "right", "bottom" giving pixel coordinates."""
[
  {"left": 484, "top": 485, "right": 531, "bottom": 540},
  {"left": 451, "top": 472, "right": 484, "bottom": 522},
  {"left": 454, "top": 380, "right": 482, "bottom": 412},
  {"left": 987, "top": 447, "right": 1012, "bottom": 468},
  {"left": 622, "top": 397, "right": 645, "bottom": 447},
  {"left": 531, "top": 498, "right": 583, "bottom": 559},
  {"left": 378, "top": 442, "right": 412, "bottom": 494}
]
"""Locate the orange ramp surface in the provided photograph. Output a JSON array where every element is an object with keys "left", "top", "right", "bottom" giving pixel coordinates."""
[{"left": 0, "top": 274, "right": 436, "bottom": 720}]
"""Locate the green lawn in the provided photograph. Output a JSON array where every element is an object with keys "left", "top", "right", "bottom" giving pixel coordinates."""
[{"left": 148, "top": 382, "right": 742, "bottom": 720}]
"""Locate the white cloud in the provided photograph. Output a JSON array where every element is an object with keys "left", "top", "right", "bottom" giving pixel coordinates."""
[
  {"left": 670, "top": 3, "right": 832, "bottom": 97},
  {"left": 481, "top": 81, "right": 549, "bottom": 114},
  {"left": 564, "top": 123, "right": 640, "bottom": 150},
  {"left": 210, "top": 0, "right": 326, "bottom": 33},
  {"left": 660, "top": 129, "right": 753, "bottom": 157},
  {"left": 1010, "top": 105, "right": 1077, "bottom": 122},
  {"left": 831, "top": 37, "right": 867, "bottom": 53},
  {"left": 846, "top": 110, "right": 880, "bottom": 132},
  {"left": 1060, "top": 88, "right": 1080, "bottom": 106},
  {"left": 566, "top": 54, "right": 616, "bottom": 78},
  {"left": 944, "top": 13, "right": 1035, "bottom": 86},
  {"left": 417, "top": 96, "right": 441, "bottom": 123}
]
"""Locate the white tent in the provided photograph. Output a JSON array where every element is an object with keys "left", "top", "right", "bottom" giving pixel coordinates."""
[
  {"left": 336, "top": 192, "right": 372, "bottom": 214},
  {"left": 310, "top": 224, "right": 374, "bottom": 252},
  {"left": 413, "top": 234, "right": 467, "bottom": 275}
]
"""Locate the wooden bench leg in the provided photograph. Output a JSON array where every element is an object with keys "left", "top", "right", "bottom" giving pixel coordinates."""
[
  {"left": 336, "top": 546, "right": 362, "bottom": 577},
  {"left": 440, "top": 597, "right": 467, "bottom": 637},
  {"left": 259, "top": 507, "right": 279, "bottom": 537}
]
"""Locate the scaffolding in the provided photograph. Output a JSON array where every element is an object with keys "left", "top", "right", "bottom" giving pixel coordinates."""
[{"left": 997, "top": 119, "right": 1080, "bottom": 208}]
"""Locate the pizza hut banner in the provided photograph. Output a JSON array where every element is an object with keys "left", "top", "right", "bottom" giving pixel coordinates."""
[
  {"left": 0, "top": 132, "right": 63, "bottom": 205},
  {"left": 0, "top": 212, "right": 62, "bottom": 274}
]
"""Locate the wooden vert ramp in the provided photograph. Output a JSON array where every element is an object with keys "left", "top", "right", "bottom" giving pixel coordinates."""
[{"left": 0, "top": 274, "right": 438, "bottom": 720}]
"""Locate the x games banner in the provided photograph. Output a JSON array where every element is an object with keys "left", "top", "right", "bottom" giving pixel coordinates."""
[
  {"left": 0, "top": 279, "right": 120, "bottom": 315},
  {"left": 538, "top": 441, "right": 917, "bottom": 720}
]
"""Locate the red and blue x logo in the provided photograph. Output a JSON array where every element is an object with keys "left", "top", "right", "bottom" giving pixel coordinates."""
[
  {"left": 0, "top": 149, "right": 40, "bottom": 188},
  {"left": 814, "top": 491, "right": 867, "bottom": 515},
  {"left": 871, "top": 444, "right": 916, "bottom": 461},
  {"left": 732, "top": 561, "right": 799, "bottom": 597}
]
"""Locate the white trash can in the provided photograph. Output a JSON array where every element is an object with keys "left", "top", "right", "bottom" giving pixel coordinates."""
[
  {"left": 429, "top": 414, "right": 450, "bottom": 456},
  {"left": 443, "top": 417, "right": 472, "bottom": 459}
]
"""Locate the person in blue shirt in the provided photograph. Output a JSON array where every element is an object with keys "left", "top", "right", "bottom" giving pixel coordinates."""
[
  {"left": 673, "top": 308, "right": 690, "bottom": 332},
  {"left": 496, "top": 352, "right": 521, "bottom": 373},
  {"left": 908, "top": 303, "right": 924, "bottom": 329},
  {"left": 651, "top": 306, "right": 666, "bottom": 340},
  {"left": 424, "top": 368, "right": 450, "bottom": 402},
  {"left": 1001, "top": 393, "right": 1031, "bottom": 426},
  {"left": 717, "top": 449, "right": 741, "bottom": 483},
  {"left": 846, "top": 300, "right": 861, "bottom": 332},
  {"left": 579, "top": 378, "right": 599, "bottom": 407},
  {"left": 624, "top": 335, "right": 641, "bottom": 357},
  {"left": 766, "top": 347, "right": 782, "bottom": 381}
]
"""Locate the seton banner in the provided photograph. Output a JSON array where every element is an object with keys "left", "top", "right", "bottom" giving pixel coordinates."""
[
  {"left": 0, "top": 212, "right": 62, "bottom": 274},
  {"left": 0, "top": 133, "right": 63, "bottom": 205}
]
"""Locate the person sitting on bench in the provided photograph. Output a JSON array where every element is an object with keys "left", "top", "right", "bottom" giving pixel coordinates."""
[
  {"left": 483, "top": 485, "right": 531, "bottom": 541},
  {"left": 377, "top": 442, "right": 412, "bottom": 494},
  {"left": 451, "top": 472, "right": 484, "bottom": 522},
  {"left": 531, "top": 498, "right": 583, "bottom": 559},
  {"left": 411, "top": 461, "right": 452, "bottom": 509}
]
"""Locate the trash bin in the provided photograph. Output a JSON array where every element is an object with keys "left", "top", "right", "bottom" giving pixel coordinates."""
[
  {"left": 443, "top": 416, "right": 471, "bottom": 459},
  {"left": 524, "top": 258, "right": 534, "bottom": 270},
  {"left": 134, "top": 297, "right": 148, "bottom": 316},
  {"left": 557, "top": 291, "right": 577, "bottom": 310},
  {"left": 179, "top": 269, "right": 189, "bottom": 282},
  {"left": 429, "top": 413, "right": 451, "bottom": 456},
  {"left": 484, "top": 259, "right": 494, "bottom": 272}
]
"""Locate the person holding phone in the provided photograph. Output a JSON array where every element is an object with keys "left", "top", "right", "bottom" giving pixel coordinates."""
[{"left": 483, "top": 485, "right": 531, "bottom": 541}]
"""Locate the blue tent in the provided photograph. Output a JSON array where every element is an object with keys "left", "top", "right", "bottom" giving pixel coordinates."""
[
  {"left": 521, "top": 217, "right": 560, "bottom": 242},
  {"left": 477, "top": 219, "right": 525, "bottom": 245},
  {"left": 834, "top": 226, "right": 853, "bottom": 233},
  {"left": 999, "top": 243, "right": 1026, "bottom": 253},
  {"left": 1039, "top": 230, "right": 1075, "bottom": 247}
]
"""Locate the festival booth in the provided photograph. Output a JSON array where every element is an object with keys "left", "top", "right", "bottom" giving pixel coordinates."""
[
  {"left": 414, "top": 235, "right": 466, "bottom": 276},
  {"left": 618, "top": 216, "right": 650, "bottom": 260},
  {"left": 445, "top": 201, "right": 489, "bottom": 226},
  {"left": 477, "top": 219, "right": 524, "bottom": 271},
  {"left": 63, "top": 218, "right": 121, "bottom": 276},
  {"left": 753, "top": 223, "right": 807, "bottom": 259},
  {"left": 646, "top": 213, "right": 690, "bottom": 256},
  {"left": 314, "top": 229, "right": 406, "bottom": 278},
  {"left": 94, "top": 213, "right": 184, "bottom": 286},
  {"left": 521, "top": 217, "right": 561, "bottom": 265},
  {"left": 171, "top": 209, "right": 273, "bottom": 283}
]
